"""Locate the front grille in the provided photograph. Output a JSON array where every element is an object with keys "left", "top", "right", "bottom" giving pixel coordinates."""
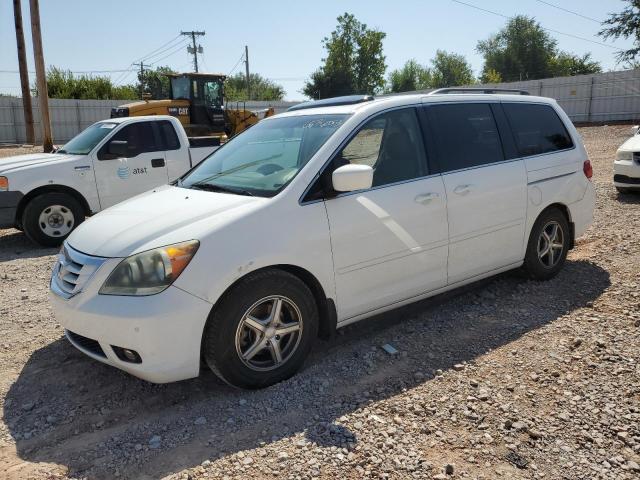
[
  {"left": 66, "top": 330, "right": 106, "bottom": 358},
  {"left": 50, "top": 244, "right": 107, "bottom": 299},
  {"left": 633, "top": 152, "right": 640, "bottom": 164}
]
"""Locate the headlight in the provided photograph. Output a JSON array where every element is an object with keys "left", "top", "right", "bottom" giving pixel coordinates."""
[
  {"left": 0, "top": 176, "right": 8, "bottom": 191},
  {"left": 99, "top": 240, "right": 199, "bottom": 296},
  {"left": 616, "top": 150, "right": 633, "bottom": 161}
]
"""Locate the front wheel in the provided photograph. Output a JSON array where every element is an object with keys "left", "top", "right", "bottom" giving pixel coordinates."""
[
  {"left": 202, "top": 270, "right": 318, "bottom": 389},
  {"left": 22, "top": 192, "right": 84, "bottom": 247},
  {"left": 522, "top": 208, "right": 570, "bottom": 281}
]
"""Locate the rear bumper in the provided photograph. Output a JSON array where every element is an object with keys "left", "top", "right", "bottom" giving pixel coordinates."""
[
  {"left": 570, "top": 181, "right": 596, "bottom": 239},
  {"left": 0, "top": 191, "right": 23, "bottom": 228}
]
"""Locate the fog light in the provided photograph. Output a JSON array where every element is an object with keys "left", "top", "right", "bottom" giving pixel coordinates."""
[{"left": 112, "top": 345, "right": 142, "bottom": 364}]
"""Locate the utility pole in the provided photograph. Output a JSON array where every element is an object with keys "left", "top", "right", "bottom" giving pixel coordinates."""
[
  {"left": 244, "top": 45, "right": 250, "bottom": 101},
  {"left": 29, "top": 0, "right": 52, "bottom": 152},
  {"left": 181, "top": 30, "right": 205, "bottom": 72},
  {"left": 134, "top": 61, "right": 150, "bottom": 99},
  {"left": 13, "top": 0, "right": 34, "bottom": 144}
]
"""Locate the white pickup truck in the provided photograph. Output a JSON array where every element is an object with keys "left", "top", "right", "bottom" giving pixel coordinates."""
[{"left": 0, "top": 115, "right": 219, "bottom": 246}]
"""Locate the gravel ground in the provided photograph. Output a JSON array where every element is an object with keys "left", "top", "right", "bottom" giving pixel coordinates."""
[{"left": 0, "top": 126, "right": 639, "bottom": 480}]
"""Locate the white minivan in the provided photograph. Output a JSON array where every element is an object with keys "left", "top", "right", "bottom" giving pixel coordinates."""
[{"left": 49, "top": 91, "right": 595, "bottom": 389}]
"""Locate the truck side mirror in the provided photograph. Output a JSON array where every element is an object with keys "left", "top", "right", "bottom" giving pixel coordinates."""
[{"left": 108, "top": 140, "right": 128, "bottom": 158}]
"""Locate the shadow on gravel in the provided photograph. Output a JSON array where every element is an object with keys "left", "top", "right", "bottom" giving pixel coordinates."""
[
  {"left": 616, "top": 191, "right": 640, "bottom": 204},
  {"left": 4, "top": 259, "right": 609, "bottom": 479},
  {"left": 0, "top": 229, "right": 56, "bottom": 262}
]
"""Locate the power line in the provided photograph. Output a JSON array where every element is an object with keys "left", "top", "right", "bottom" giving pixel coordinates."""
[
  {"left": 533, "top": 0, "right": 602, "bottom": 24},
  {"left": 131, "top": 34, "right": 182, "bottom": 64},
  {"left": 450, "top": 0, "right": 622, "bottom": 51},
  {"left": 144, "top": 37, "right": 188, "bottom": 63},
  {"left": 149, "top": 40, "right": 190, "bottom": 66},
  {"left": 227, "top": 52, "right": 245, "bottom": 76}
]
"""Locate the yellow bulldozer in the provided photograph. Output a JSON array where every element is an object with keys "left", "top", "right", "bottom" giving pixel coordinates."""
[{"left": 111, "top": 72, "right": 274, "bottom": 141}]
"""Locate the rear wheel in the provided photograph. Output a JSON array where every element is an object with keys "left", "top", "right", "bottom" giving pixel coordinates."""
[
  {"left": 22, "top": 193, "right": 84, "bottom": 247},
  {"left": 522, "top": 208, "right": 570, "bottom": 280},
  {"left": 202, "top": 270, "right": 318, "bottom": 389}
]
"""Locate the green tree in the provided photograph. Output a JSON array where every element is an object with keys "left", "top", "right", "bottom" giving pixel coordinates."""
[
  {"left": 386, "top": 59, "right": 432, "bottom": 93},
  {"left": 430, "top": 50, "right": 475, "bottom": 88},
  {"left": 303, "top": 13, "right": 386, "bottom": 99},
  {"left": 42, "top": 67, "right": 137, "bottom": 100},
  {"left": 549, "top": 52, "right": 601, "bottom": 77},
  {"left": 224, "top": 72, "right": 285, "bottom": 101},
  {"left": 137, "top": 66, "right": 175, "bottom": 99},
  {"left": 477, "top": 15, "right": 557, "bottom": 82},
  {"left": 599, "top": 0, "right": 640, "bottom": 64},
  {"left": 482, "top": 68, "right": 503, "bottom": 83}
]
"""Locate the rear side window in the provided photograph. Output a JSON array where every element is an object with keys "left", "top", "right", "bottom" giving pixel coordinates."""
[
  {"left": 503, "top": 103, "right": 573, "bottom": 157},
  {"left": 158, "top": 120, "right": 180, "bottom": 150},
  {"left": 426, "top": 103, "right": 504, "bottom": 172}
]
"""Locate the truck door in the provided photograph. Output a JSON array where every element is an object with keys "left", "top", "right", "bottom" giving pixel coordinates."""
[{"left": 92, "top": 121, "right": 169, "bottom": 209}]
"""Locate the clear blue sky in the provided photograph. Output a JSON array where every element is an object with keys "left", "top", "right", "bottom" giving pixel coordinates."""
[{"left": 0, "top": 0, "right": 634, "bottom": 100}]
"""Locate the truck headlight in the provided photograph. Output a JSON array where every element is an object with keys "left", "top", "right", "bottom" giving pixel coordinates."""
[
  {"left": 0, "top": 176, "right": 8, "bottom": 191},
  {"left": 616, "top": 150, "right": 633, "bottom": 161},
  {"left": 99, "top": 240, "right": 199, "bottom": 296}
]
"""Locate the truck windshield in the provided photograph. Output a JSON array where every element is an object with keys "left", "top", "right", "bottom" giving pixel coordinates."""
[
  {"left": 57, "top": 122, "right": 117, "bottom": 155},
  {"left": 180, "top": 114, "right": 348, "bottom": 197}
]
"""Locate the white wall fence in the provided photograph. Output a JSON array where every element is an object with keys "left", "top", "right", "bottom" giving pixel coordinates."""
[
  {"left": 0, "top": 98, "right": 300, "bottom": 144},
  {"left": 3, "top": 69, "right": 640, "bottom": 144},
  {"left": 401, "top": 69, "right": 640, "bottom": 124}
]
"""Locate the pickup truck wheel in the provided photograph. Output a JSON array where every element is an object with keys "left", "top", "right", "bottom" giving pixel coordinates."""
[
  {"left": 522, "top": 208, "right": 570, "bottom": 281},
  {"left": 202, "top": 270, "right": 318, "bottom": 389},
  {"left": 22, "top": 193, "right": 84, "bottom": 247}
]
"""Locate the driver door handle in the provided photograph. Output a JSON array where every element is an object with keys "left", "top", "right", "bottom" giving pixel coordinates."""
[
  {"left": 151, "top": 158, "right": 165, "bottom": 168},
  {"left": 453, "top": 184, "right": 473, "bottom": 195},
  {"left": 415, "top": 192, "right": 440, "bottom": 205}
]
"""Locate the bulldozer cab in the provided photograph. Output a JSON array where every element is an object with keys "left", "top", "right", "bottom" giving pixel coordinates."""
[{"left": 168, "top": 73, "right": 227, "bottom": 136}]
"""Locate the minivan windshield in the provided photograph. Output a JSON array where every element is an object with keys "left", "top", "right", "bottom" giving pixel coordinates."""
[
  {"left": 180, "top": 114, "right": 348, "bottom": 197},
  {"left": 57, "top": 122, "right": 117, "bottom": 155}
]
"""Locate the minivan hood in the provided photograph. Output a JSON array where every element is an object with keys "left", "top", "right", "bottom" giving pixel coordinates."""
[
  {"left": 618, "top": 134, "right": 640, "bottom": 152},
  {"left": 67, "top": 185, "right": 265, "bottom": 257},
  {"left": 0, "top": 153, "right": 84, "bottom": 174}
]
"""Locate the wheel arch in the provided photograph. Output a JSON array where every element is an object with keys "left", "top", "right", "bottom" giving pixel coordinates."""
[
  {"left": 16, "top": 184, "right": 92, "bottom": 227},
  {"left": 534, "top": 202, "right": 575, "bottom": 249},
  {"left": 203, "top": 264, "right": 337, "bottom": 345}
]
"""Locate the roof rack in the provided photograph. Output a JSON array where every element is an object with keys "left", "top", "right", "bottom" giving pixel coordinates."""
[
  {"left": 429, "top": 87, "right": 529, "bottom": 95},
  {"left": 287, "top": 95, "right": 375, "bottom": 112}
]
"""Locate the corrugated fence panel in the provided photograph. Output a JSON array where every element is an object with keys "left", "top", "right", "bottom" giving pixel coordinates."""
[{"left": 0, "top": 98, "right": 299, "bottom": 144}]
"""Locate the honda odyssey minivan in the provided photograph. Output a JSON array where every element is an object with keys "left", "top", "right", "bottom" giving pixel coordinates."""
[{"left": 50, "top": 90, "right": 595, "bottom": 389}]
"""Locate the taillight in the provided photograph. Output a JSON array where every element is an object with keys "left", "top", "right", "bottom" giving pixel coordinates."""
[{"left": 583, "top": 159, "right": 593, "bottom": 180}]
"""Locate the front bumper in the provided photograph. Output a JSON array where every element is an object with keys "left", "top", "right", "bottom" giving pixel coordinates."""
[
  {"left": 613, "top": 157, "right": 640, "bottom": 188},
  {"left": 49, "top": 252, "right": 213, "bottom": 383},
  {"left": 0, "top": 191, "right": 23, "bottom": 228}
]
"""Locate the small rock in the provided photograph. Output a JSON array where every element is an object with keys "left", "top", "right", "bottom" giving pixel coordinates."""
[
  {"left": 194, "top": 416, "right": 207, "bottom": 425},
  {"left": 445, "top": 463, "right": 454, "bottom": 475},
  {"left": 528, "top": 429, "right": 543, "bottom": 440},
  {"left": 21, "top": 402, "right": 35, "bottom": 412},
  {"left": 453, "top": 364, "right": 464, "bottom": 371},
  {"left": 242, "top": 457, "right": 254, "bottom": 465},
  {"left": 149, "top": 435, "right": 161, "bottom": 449}
]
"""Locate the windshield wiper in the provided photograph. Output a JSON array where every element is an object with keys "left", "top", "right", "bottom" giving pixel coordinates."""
[
  {"left": 56, "top": 149, "right": 67, "bottom": 154},
  {"left": 188, "top": 183, "right": 254, "bottom": 196}
]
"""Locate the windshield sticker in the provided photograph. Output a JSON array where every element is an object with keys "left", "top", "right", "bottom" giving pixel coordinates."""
[
  {"left": 302, "top": 119, "right": 345, "bottom": 129},
  {"left": 99, "top": 123, "right": 117, "bottom": 129}
]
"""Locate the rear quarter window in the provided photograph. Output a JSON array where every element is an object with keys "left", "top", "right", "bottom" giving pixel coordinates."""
[{"left": 503, "top": 103, "right": 573, "bottom": 157}]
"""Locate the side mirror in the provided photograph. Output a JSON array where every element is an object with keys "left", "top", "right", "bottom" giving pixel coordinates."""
[
  {"left": 108, "top": 140, "right": 128, "bottom": 157},
  {"left": 332, "top": 164, "right": 373, "bottom": 192}
]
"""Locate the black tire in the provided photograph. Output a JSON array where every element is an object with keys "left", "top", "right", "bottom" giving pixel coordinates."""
[
  {"left": 22, "top": 192, "right": 85, "bottom": 247},
  {"left": 202, "top": 269, "right": 319, "bottom": 389},
  {"left": 522, "top": 208, "right": 570, "bottom": 281}
]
